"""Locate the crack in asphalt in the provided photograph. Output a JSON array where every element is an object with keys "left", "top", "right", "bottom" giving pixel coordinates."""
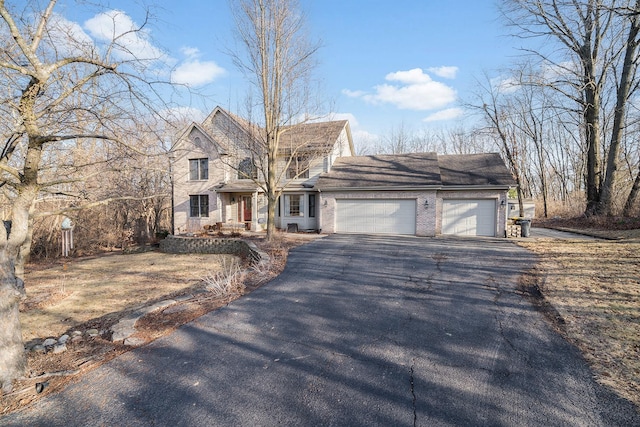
[{"left": 410, "top": 360, "right": 417, "bottom": 427}]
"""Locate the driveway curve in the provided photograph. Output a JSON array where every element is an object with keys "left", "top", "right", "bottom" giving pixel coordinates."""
[{"left": 2, "top": 234, "right": 638, "bottom": 426}]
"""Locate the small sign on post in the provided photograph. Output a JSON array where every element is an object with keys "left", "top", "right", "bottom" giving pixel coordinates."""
[{"left": 61, "top": 217, "right": 73, "bottom": 257}]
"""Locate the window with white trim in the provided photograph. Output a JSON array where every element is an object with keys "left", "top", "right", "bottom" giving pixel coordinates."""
[
  {"left": 284, "top": 194, "right": 303, "bottom": 216},
  {"left": 308, "top": 194, "right": 316, "bottom": 218},
  {"left": 189, "top": 195, "right": 209, "bottom": 217},
  {"left": 189, "top": 158, "right": 208, "bottom": 180}
]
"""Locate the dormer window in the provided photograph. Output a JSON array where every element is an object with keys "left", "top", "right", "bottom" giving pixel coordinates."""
[
  {"left": 189, "top": 158, "right": 208, "bottom": 180},
  {"left": 238, "top": 157, "right": 258, "bottom": 179},
  {"left": 287, "top": 157, "right": 309, "bottom": 179}
]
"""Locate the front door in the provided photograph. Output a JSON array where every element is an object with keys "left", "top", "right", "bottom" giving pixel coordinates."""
[{"left": 239, "top": 196, "right": 252, "bottom": 225}]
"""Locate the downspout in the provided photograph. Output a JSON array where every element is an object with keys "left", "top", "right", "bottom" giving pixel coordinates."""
[
  {"left": 169, "top": 151, "right": 175, "bottom": 235},
  {"left": 317, "top": 190, "right": 322, "bottom": 233}
]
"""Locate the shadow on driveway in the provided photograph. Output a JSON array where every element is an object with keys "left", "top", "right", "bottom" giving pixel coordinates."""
[{"left": 3, "top": 235, "right": 638, "bottom": 426}]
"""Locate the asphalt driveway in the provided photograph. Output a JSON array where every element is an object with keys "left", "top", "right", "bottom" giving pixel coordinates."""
[{"left": 2, "top": 234, "right": 638, "bottom": 426}]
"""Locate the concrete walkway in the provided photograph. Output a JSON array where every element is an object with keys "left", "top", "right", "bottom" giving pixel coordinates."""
[{"left": 529, "top": 226, "right": 598, "bottom": 240}]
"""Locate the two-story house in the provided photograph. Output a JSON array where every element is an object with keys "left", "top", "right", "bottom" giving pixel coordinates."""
[
  {"left": 171, "top": 106, "right": 516, "bottom": 237},
  {"left": 170, "top": 106, "right": 354, "bottom": 234}
]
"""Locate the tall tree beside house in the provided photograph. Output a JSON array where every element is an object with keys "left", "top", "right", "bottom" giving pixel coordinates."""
[
  {"left": 228, "top": 0, "right": 321, "bottom": 241},
  {"left": 468, "top": 74, "right": 529, "bottom": 218},
  {"left": 0, "top": 1, "right": 173, "bottom": 392},
  {"left": 500, "top": 0, "right": 640, "bottom": 216}
]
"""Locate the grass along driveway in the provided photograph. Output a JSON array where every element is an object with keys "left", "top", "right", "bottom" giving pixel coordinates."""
[
  {"left": 21, "top": 251, "right": 237, "bottom": 342},
  {"left": 518, "top": 238, "right": 640, "bottom": 408}
]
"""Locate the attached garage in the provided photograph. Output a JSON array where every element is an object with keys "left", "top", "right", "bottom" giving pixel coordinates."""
[
  {"left": 335, "top": 199, "right": 416, "bottom": 235},
  {"left": 442, "top": 199, "right": 496, "bottom": 236},
  {"left": 316, "top": 153, "right": 515, "bottom": 237}
]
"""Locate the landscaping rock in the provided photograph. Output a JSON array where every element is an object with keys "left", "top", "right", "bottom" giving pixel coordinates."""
[
  {"left": 52, "top": 343, "right": 67, "bottom": 354},
  {"left": 42, "top": 338, "right": 57, "bottom": 347},
  {"left": 30, "top": 344, "right": 46, "bottom": 354},
  {"left": 111, "top": 317, "right": 137, "bottom": 342},
  {"left": 71, "top": 335, "right": 83, "bottom": 344},
  {"left": 58, "top": 334, "right": 70, "bottom": 344},
  {"left": 123, "top": 337, "right": 146, "bottom": 347},
  {"left": 72, "top": 330, "right": 83, "bottom": 337},
  {"left": 86, "top": 329, "right": 99, "bottom": 337}
]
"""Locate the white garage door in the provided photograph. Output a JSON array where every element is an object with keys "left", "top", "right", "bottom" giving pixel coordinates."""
[
  {"left": 442, "top": 199, "right": 496, "bottom": 236},
  {"left": 336, "top": 199, "right": 416, "bottom": 235}
]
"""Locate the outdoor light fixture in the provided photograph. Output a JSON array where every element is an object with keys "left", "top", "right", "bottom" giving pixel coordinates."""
[
  {"left": 424, "top": 200, "right": 429, "bottom": 208},
  {"left": 501, "top": 200, "right": 505, "bottom": 206}
]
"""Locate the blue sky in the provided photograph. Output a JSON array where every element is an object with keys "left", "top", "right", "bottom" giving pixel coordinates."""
[{"left": 55, "top": 0, "right": 521, "bottom": 147}]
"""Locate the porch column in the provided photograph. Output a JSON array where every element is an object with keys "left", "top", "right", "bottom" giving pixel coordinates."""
[{"left": 252, "top": 191, "right": 259, "bottom": 231}]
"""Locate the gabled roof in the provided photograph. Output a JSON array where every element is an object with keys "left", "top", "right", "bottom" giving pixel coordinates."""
[
  {"left": 315, "top": 152, "right": 515, "bottom": 190},
  {"left": 279, "top": 120, "right": 350, "bottom": 155},
  {"left": 171, "top": 122, "right": 226, "bottom": 154},
  {"left": 197, "top": 107, "right": 354, "bottom": 156},
  {"left": 315, "top": 153, "right": 441, "bottom": 189}
]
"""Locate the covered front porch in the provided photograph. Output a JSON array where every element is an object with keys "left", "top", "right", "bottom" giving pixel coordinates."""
[{"left": 215, "top": 182, "right": 265, "bottom": 232}]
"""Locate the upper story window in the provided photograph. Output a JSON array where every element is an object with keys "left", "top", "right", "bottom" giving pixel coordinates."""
[
  {"left": 287, "top": 157, "right": 309, "bottom": 179},
  {"left": 189, "top": 158, "right": 208, "bottom": 180},
  {"left": 237, "top": 157, "right": 258, "bottom": 180}
]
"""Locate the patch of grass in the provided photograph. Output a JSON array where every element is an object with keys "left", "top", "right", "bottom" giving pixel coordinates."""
[
  {"left": 20, "top": 251, "right": 238, "bottom": 342},
  {"left": 518, "top": 239, "right": 640, "bottom": 407},
  {"left": 536, "top": 216, "right": 640, "bottom": 240}
]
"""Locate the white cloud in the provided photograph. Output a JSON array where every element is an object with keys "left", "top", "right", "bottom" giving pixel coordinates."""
[
  {"left": 342, "top": 89, "right": 367, "bottom": 98},
  {"left": 180, "top": 46, "right": 201, "bottom": 59},
  {"left": 84, "top": 10, "right": 164, "bottom": 61},
  {"left": 172, "top": 60, "right": 225, "bottom": 86},
  {"left": 422, "top": 107, "right": 463, "bottom": 122},
  {"left": 327, "top": 112, "right": 359, "bottom": 127},
  {"left": 170, "top": 47, "right": 225, "bottom": 87},
  {"left": 385, "top": 68, "right": 433, "bottom": 84},
  {"left": 427, "top": 66, "right": 458, "bottom": 79},
  {"left": 490, "top": 76, "right": 520, "bottom": 94},
  {"left": 345, "top": 68, "right": 457, "bottom": 111}
]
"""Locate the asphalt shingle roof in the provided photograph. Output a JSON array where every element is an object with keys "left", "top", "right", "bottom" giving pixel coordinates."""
[
  {"left": 439, "top": 153, "right": 515, "bottom": 186},
  {"left": 315, "top": 152, "right": 515, "bottom": 190},
  {"left": 315, "top": 153, "right": 441, "bottom": 189},
  {"left": 279, "top": 120, "right": 348, "bottom": 154}
]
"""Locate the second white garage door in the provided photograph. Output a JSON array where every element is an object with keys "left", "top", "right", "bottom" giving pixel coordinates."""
[
  {"left": 336, "top": 199, "right": 416, "bottom": 235},
  {"left": 442, "top": 199, "right": 496, "bottom": 236}
]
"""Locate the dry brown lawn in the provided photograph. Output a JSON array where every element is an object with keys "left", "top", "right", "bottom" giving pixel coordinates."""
[
  {"left": 20, "top": 251, "right": 239, "bottom": 342},
  {"left": 519, "top": 236, "right": 640, "bottom": 408}
]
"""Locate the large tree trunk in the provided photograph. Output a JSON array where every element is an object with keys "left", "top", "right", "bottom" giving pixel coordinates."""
[
  {"left": 623, "top": 164, "right": 640, "bottom": 216},
  {"left": 584, "top": 85, "right": 602, "bottom": 216},
  {"left": 0, "top": 255, "right": 26, "bottom": 393},
  {"left": 597, "top": 2, "right": 640, "bottom": 216},
  {"left": 0, "top": 188, "right": 36, "bottom": 392}
]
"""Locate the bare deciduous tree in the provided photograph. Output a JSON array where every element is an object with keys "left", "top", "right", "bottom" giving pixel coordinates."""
[
  {"left": 228, "top": 0, "right": 321, "bottom": 240},
  {"left": 501, "top": 0, "right": 640, "bottom": 216},
  {"left": 0, "top": 1, "right": 173, "bottom": 392}
]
